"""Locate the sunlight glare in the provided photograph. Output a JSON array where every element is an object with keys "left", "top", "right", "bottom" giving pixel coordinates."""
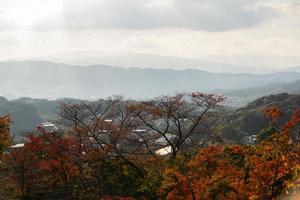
[{"left": 2, "top": 0, "right": 63, "bottom": 28}]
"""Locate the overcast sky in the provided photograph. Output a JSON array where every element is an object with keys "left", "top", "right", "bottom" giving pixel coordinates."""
[{"left": 0, "top": 0, "right": 299, "bottom": 69}]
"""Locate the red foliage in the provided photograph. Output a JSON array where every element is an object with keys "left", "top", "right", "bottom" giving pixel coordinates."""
[
  {"left": 160, "top": 108, "right": 300, "bottom": 199},
  {"left": 263, "top": 106, "right": 283, "bottom": 122}
]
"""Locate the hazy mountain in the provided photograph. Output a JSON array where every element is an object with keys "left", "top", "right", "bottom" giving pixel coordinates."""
[
  {"left": 31, "top": 50, "right": 266, "bottom": 73},
  {"left": 225, "top": 79, "right": 300, "bottom": 98},
  {"left": 1, "top": 61, "right": 300, "bottom": 100},
  {"left": 283, "top": 66, "right": 300, "bottom": 73},
  {"left": 200, "top": 54, "right": 300, "bottom": 71},
  {"left": 221, "top": 79, "right": 300, "bottom": 107}
]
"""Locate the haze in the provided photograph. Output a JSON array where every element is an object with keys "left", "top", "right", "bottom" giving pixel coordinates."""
[{"left": 0, "top": 0, "right": 299, "bottom": 73}]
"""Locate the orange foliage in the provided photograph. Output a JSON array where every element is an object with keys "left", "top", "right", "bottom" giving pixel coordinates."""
[
  {"left": 0, "top": 115, "right": 10, "bottom": 156},
  {"left": 4, "top": 132, "right": 81, "bottom": 198},
  {"left": 160, "top": 108, "right": 300, "bottom": 200},
  {"left": 264, "top": 106, "right": 284, "bottom": 122},
  {"left": 2, "top": 105, "right": 300, "bottom": 199}
]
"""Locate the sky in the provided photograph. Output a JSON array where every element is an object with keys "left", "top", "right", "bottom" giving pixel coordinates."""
[{"left": 0, "top": 0, "right": 300, "bottom": 70}]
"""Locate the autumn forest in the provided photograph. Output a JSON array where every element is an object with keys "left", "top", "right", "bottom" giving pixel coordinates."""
[
  {"left": 1, "top": 0, "right": 300, "bottom": 199},
  {"left": 0, "top": 93, "right": 300, "bottom": 200}
]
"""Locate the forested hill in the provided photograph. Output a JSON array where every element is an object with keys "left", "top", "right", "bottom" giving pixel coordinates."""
[
  {"left": 218, "top": 93, "right": 300, "bottom": 142},
  {"left": 0, "top": 97, "right": 83, "bottom": 138}
]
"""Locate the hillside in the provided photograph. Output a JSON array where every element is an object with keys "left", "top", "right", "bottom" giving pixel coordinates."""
[
  {"left": 0, "top": 97, "right": 93, "bottom": 138},
  {"left": 218, "top": 93, "right": 300, "bottom": 142},
  {"left": 0, "top": 98, "right": 44, "bottom": 137},
  {"left": 2, "top": 93, "right": 300, "bottom": 140},
  {"left": 1, "top": 61, "right": 300, "bottom": 100}
]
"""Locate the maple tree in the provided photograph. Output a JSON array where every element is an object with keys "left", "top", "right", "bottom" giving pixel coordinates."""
[
  {"left": 0, "top": 115, "right": 10, "bottom": 157},
  {"left": 4, "top": 131, "right": 80, "bottom": 199},
  {"left": 0, "top": 115, "right": 14, "bottom": 200},
  {"left": 159, "top": 107, "right": 300, "bottom": 200}
]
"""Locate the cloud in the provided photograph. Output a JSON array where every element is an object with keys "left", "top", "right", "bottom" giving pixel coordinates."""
[
  {"left": 1, "top": 0, "right": 278, "bottom": 31},
  {"left": 60, "top": 0, "right": 277, "bottom": 31}
]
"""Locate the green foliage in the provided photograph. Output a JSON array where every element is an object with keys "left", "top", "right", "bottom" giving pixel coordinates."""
[
  {"left": 218, "top": 124, "right": 243, "bottom": 143},
  {"left": 257, "top": 126, "right": 277, "bottom": 142},
  {"left": 138, "top": 161, "right": 162, "bottom": 200},
  {"left": 92, "top": 158, "right": 145, "bottom": 198}
]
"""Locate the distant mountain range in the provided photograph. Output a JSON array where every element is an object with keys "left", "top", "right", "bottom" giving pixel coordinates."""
[
  {"left": 30, "top": 50, "right": 276, "bottom": 74},
  {"left": 1, "top": 59, "right": 299, "bottom": 140},
  {"left": 1, "top": 60, "right": 300, "bottom": 100},
  {"left": 225, "top": 79, "right": 300, "bottom": 98},
  {"left": 33, "top": 50, "right": 245, "bottom": 73},
  {"left": 23, "top": 50, "right": 299, "bottom": 74},
  {"left": 284, "top": 66, "right": 300, "bottom": 73},
  {"left": 222, "top": 79, "right": 300, "bottom": 107}
]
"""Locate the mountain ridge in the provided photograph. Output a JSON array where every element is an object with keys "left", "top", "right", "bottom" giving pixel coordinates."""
[{"left": 1, "top": 60, "right": 300, "bottom": 100}]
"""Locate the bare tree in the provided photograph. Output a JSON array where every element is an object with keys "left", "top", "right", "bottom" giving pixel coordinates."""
[
  {"left": 57, "top": 97, "right": 148, "bottom": 177},
  {"left": 128, "top": 92, "right": 225, "bottom": 160},
  {"left": 57, "top": 92, "right": 224, "bottom": 163}
]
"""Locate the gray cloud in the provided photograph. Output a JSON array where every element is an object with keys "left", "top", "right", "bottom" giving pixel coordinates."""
[{"left": 31, "top": 0, "right": 276, "bottom": 31}]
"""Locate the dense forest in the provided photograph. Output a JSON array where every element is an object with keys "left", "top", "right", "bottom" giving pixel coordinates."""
[{"left": 0, "top": 92, "right": 300, "bottom": 199}]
